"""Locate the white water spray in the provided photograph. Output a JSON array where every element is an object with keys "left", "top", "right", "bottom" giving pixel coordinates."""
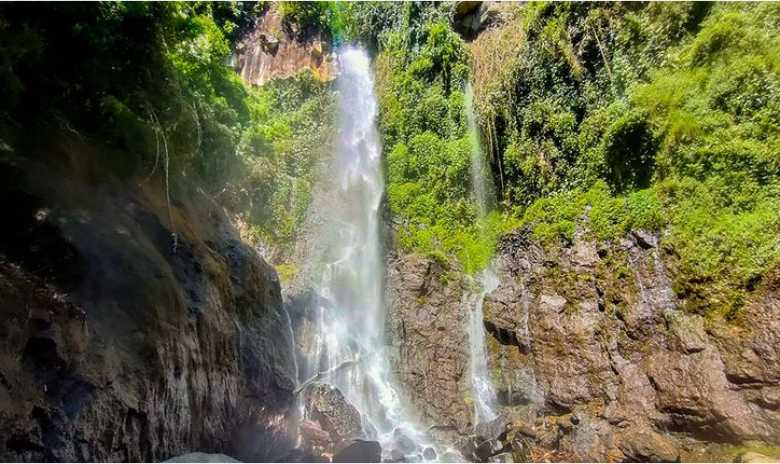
[
  {"left": 302, "top": 47, "right": 437, "bottom": 459},
  {"left": 465, "top": 83, "right": 500, "bottom": 424}
]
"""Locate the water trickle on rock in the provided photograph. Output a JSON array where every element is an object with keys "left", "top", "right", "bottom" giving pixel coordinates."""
[{"left": 465, "top": 82, "right": 500, "bottom": 424}]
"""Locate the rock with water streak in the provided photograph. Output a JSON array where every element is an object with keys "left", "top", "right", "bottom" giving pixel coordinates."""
[
  {"left": 477, "top": 228, "right": 780, "bottom": 461},
  {"left": 392, "top": 428, "right": 418, "bottom": 454},
  {"left": 303, "top": 383, "right": 362, "bottom": 454},
  {"left": 385, "top": 254, "right": 472, "bottom": 439}
]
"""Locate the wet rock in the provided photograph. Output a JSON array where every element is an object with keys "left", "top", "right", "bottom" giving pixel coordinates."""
[
  {"left": 385, "top": 255, "right": 471, "bottom": 437},
  {"left": 422, "top": 447, "right": 437, "bottom": 461},
  {"left": 389, "top": 448, "right": 405, "bottom": 462},
  {"left": 475, "top": 414, "right": 511, "bottom": 443},
  {"left": 332, "top": 439, "right": 381, "bottom": 463},
  {"left": 0, "top": 158, "right": 297, "bottom": 462},
  {"left": 303, "top": 384, "right": 362, "bottom": 449},
  {"left": 165, "top": 452, "right": 239, "bottom": 462},
  {"left": 300, "top": 419, "right": 331, "bottom": 457},
  {"left": 474, "top": 438, "right": 505, "bottom": 461},
  {"left": 392, "top": 428, "right": 418, "bottom": 454},
  {"left": 455, "top": 435, "right": 479, "bottom": 461}
]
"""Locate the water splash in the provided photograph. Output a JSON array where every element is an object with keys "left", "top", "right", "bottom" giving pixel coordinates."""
[
  {"left": 465, "top": 82, "right": 500, "bottom": 424},
  {"left": 302, "top": 47, "right": 436, "bottom": 460}
]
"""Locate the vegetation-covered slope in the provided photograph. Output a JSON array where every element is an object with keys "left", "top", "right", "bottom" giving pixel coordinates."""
[
  {"left": 2, "top": 1, "right": 777, "bottom": 313},
  {"left": 341, "top": 1, "right": 780, "bottom": 317},
  {"left": 0, "top": 2, "right": 335, "bottom": 258}
]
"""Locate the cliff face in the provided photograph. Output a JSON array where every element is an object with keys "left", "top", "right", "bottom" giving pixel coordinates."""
[
  {"left": 235, "top": 6, "right": 336, "bottom": 87},
  {"left": 480, "top": 229, "right": 780, "bottom": 461},
  {"left": 0, "top": 142, "right": 297, "bottom": 462},
  {"left": 385, "top": 229, "right": 780, "bottom": 461},
  {"left": 385, "top": 255, "right": 472, "bottom": 439}
]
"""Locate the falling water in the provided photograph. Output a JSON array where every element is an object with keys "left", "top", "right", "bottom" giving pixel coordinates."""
[
  {"left": 465, "top": 83, "right": 499, "bottom": 424},
  {"left": 303, "top": 47, "right": 435, "bottom": 459},
  {"left": 465, "top": 83, "right": 494, "bottom": 217}
]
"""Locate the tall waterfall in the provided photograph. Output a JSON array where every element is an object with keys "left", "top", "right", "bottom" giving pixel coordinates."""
[
  {"left": 304, "top": 47, "right": 430, "bottom": 458},
  {"left": 465, "top": 83, "right": 499, "bottom": 424}
]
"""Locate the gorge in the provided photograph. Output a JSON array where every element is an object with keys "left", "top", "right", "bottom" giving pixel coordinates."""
[{"left": 1, "top": 2, "right": 780, "bottom": 463}]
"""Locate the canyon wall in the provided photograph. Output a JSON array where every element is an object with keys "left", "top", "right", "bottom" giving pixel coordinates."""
[
  {"left": 384, "top": 228, "right": 780, "bottom": 462},
  {"left": 0, "top": 144, "right": 298, "bottom": 462}
]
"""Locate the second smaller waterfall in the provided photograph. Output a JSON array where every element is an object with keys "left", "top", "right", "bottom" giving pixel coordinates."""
[
  {"left": 464, "top": 83, "right": 500, "bottom": 424},
  {"left": 467, "top": 268, "right": 499, "bottom": 423}
]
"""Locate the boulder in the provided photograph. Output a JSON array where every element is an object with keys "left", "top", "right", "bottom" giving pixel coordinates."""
[
  {"left": 303, "top": 383, "right": 362, "bottom": 452},
  {"left": 392, "top": 427, "right": 418, "bottom": 454},
  {"left": 332, "top": 440, "right": 381, "bottom": 463}
]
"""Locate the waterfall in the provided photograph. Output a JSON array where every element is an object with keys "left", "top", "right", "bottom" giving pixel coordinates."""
[
  {"left": 465, "top": 83, "right": 500, "bottom": 424},
  {"left": 466, "top": 83, "right": 494, "bottom": 217},
  {"left": 304, "top": 47, "right": 434, "bottom": 459}
]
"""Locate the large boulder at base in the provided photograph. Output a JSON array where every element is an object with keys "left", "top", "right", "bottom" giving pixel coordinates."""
[
  {"left": 302, "top": 383, "right": 363, "bottom": 454},
  {"left": 332, "top": 439, "right": 381, "bottom": 463}
]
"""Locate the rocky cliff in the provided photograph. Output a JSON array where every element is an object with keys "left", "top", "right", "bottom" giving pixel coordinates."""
[
  {"left": 385, "top": 228, "right": 780, "bottom": 462},
  {"left": 480, "top": 229, "right": 780, "bottom": 461},
  {"left": 0, "top": 139, "right": 298, "bottom": 461},
  {"left": 385, "top": 255, "right": 472, "bottom": 440},
  {"left": 235, "top": 5, "right": 336, "bottom": 87}
]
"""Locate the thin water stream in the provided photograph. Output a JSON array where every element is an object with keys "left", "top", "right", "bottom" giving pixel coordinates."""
[{"left": 465, "top": 83, "right": 500, "bottom": 425}]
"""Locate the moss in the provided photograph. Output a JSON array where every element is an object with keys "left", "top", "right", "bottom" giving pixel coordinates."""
[
  {"left": 684, "top": 441, "right": 780, "bottom": 462},
  {"left": 275, "top": 263, "right": 297, "bottom": 284}
]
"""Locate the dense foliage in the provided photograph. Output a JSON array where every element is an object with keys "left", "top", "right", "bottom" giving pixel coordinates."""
[
  {"left": 471, "top": 2, "right": 780, "bottom": 316},
  {"left": 1, "top": 1, "right": 777, "bottom": 316},
  {"left": 349, "top": 2, "right": 779, "bottom": 316},
  {"left": 0, "top": 1, "right": 334, "bottom": 256},
  {"left": 361, "top": 3, "right": 514, "bottom": 273}
]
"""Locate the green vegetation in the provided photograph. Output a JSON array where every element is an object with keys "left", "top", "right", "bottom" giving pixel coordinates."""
[
  {"left": 468, "top": 2, "right": 780, "bottom": 316},
  {"left": 2, "top": 2, "right": 777, "bottom": 315},
  {"left": 356, "top": 2, "right": 779, "bottom": 315},
  {"left": 367, "top": 4, "right": 517, "bottom": 274},
  {"left": 0, "top": 2, "right": 334, "bottom": 257}
]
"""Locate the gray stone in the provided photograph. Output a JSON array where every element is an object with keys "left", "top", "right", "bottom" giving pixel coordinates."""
[
  {"left": 165, "top": 453, "right": 240, "bottom": 463},
  {"left": 332, "top": 440, "right": 381, "bottom": 463}
]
